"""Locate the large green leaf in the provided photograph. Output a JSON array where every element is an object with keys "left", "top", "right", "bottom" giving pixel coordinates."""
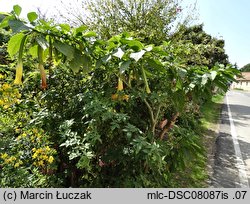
[
  {"left": 7, "top": 33, "right": 25, "bottom": 58},
  {"left": 59, "top": 24, "right": 71, "bottom": 32},
  {"left": 36, "top": 35, "right": 49, "bottom": 50},
  {"left": 119, "top": 60, "right": 131, "bottom": 73},
  {"left": 172, "top": 90, "right": 185, "bottom": 112},
  {"left": 27, "top": 12, "right": 38, "bottom": 23},
  {"left": 69, "top": 50, "right": 92, "bottom": 73},
  {"left": 177, "top": 67, "right": 187, "bottom": 78},
  {"left": 0, "top": 16, "right": 10, "bottom": 28},
  {"left": 201, "top": 74, "right": 208, "bottom": 86},
  {"left": 82, "top": 31, "right": 97, "bottom": 38},
  {"left": 54, "top": 41, "right": 75, "bottom": 60},
  {"left": 147, "top": 58, "right": 165, "bottom": 72},
  {"left": 74, "top": 25, "right": 88, "bottom": 35},
  {"left": 13, "top": 5, "right": 22, "bottom": 16},
  {"left": 121, "top": 39, "right": 144, "bottom": 51},
  {"left": 210, "top": 70, "right": 217, "bottom": 81},
  {"left": 130, "top": 50, "right": 146, "bottom": 62},
  {"left": 29, "top": 45, "right": 38, "bottom": 58},
  {"left": 101, "top": 55, "right": 112, "bottom": 63},
  {"left": 8, "top": 19, "right": 30, "bottom": 33}
]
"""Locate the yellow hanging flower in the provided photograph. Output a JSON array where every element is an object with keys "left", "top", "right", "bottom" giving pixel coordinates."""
[{"left": 14, "top": 60, "right": 23, "bottom": 85}]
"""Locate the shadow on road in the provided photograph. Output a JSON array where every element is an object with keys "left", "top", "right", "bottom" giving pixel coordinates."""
[
  {"left": 226, "top": 104, "right": 250, "bottom": 128},
  {"left": 209, "top": 102, "right": 250, "bottom": 187}
]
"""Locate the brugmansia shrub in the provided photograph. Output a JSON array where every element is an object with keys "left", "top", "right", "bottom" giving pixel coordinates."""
[{"left": 0, "top": 5, "right": 239, "bottom": 187}]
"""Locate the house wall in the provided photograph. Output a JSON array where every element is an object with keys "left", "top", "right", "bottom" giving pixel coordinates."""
[{"left": 231, "top": 81, "right": 250, "bottom": 91}]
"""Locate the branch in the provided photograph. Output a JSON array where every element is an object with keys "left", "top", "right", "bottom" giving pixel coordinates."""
[
  {"left": 159, "top": 112, "right": 179, "bottom": 140},
  {"left": 152, "top": 104, "right": 162, "bottom": 134},
  {"left": 143, "top": 99, "right": 155, "bottom": 131}
]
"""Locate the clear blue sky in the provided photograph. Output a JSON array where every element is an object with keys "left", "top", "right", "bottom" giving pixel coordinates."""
[
  {"left": 193, "top": 0, "right": 250, "bottom": 68},
  {"left": 0, "top": 0, "right": 250, "bottom": 68}
]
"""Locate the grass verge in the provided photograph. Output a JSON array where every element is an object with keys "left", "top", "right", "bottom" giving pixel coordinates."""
[{"left": 200, "top": 93, "right": 225, "bottom": 187}]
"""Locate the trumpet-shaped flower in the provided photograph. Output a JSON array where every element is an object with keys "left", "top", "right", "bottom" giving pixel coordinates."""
[{"left": 14, "top": 60, "right": 23, "bottom": 85}]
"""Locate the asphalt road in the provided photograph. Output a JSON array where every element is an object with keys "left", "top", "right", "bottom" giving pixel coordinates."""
[{"left": 211, "top": 90, "right": 250, "bottom": 188}]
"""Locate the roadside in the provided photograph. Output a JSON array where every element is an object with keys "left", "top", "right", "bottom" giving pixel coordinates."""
[
  {"left": 207, "top": 90, "right": 250, "bottom": 187},
  {"left": 200, "top": 93, "right": 225, "bottom": 187}
]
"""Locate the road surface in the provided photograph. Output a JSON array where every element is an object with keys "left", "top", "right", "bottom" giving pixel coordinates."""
[{"left": 211, "top": 90, "right": 250, "bottom": 187}]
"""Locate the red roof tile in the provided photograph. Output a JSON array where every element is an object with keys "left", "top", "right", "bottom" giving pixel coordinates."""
[{"left": 237, "top": 72, "right": 250, "bottom": 81}]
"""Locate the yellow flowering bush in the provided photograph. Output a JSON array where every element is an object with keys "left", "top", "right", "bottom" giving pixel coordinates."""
[
  {"left": 0, "top": 82, "right": 21, "bottom": 109},
  {"left": 0, "top": 153, "right": 23, "bottom": 168},
  {"left": 1, "top": 126, "right": 57, "bottom": 173},
  {"left": 32, "top": 146, "right": 56, "bottom": 168}
]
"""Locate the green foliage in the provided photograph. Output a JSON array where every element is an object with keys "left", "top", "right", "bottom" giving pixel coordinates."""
[
  {"left": 240, "top": 63, "right": 250, "bottom": 72},
  {"left": 0, "top": 5, "right": 240, "bottom": 187},
  {"left": 59, "top": 0, "right": 182, "bottom": 44},
  {"left": 171, "top": 24, "right": 229, "bottom": 68}
]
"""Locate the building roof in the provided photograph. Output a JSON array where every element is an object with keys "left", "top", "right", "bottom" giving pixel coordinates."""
[{"left": 237, "top": 72, "right": 250, "bottom": 81}]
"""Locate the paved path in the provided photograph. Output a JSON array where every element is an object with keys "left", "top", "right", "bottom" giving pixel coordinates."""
[{"left": 211, "top": 90, "right": 250, "bottom": 187}]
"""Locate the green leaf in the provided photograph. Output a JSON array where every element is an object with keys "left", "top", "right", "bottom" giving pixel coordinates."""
[
  {"left": 74, "top": 25, "right": 88, "bottom": 34},
  {"left": 121, "top": 39, "right": 144, "bottom": 51},
  {"left": 130, "top": 50, "right": 146, "bottom": 62},
  {"left": 210, "top": 71, "right": 217, "bottom": 81},
  {"left": 176, "top": 79, "right": 182, "bottom": 90},
  {"left": 177, "top": 68, "right": 187, "bottom": 78},
  {"left": 7, "top": 33, "right": 25, "bottom": 58},
  {"left": 145, "top": 45, "right": 154, "bottom": 52},
  {"left": 36, "top": 35, "right": 49, "bottom": 50},
  {"left": 147, "top": 58, "right": 165, "bottom": 72},
  {"left": 13, "top": 5, "right": 22, "bottom": 16},
  {"left": 113, "top": 48, "right": 124, "bottom": 59},
  {"left": 0, "top": 16, "right": 10, "bottom": 28},
  {"left": 119, "top": 60, "right": 131, "bottom": 73},
  {"left": 69, "top": 50, "right": 92, "bottom": 73},
  {"left": 54, "top": 41, "right": 75, "bottom": 60},
  {"left": 29, "top": 45, "right": 38, "bottom": 58},
  {"left": 59, "top": 24, "right": 71, "bottom": 32},
  {"left": 201, "top": 74, "right": 208, "bottom": 85},
  {"left": 82, "top": 31, "right": 97, "bottom": 38},
  {"left": 27, "top": 12, "right": 38, "bottom": 22},
  {"left": 8, "top": 19, "right": 30, "bottom": 33},
  {"left": 172, "top": 90, "right": 185, "bottom": 112},
  {"left": 102, "top": 55, "right": 112, "bottom": 63}
]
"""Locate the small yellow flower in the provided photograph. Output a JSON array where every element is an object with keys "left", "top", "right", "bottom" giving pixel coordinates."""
[
  {"left": 7, "top": 156, "right": 16, "bottom": 163},
  {"left": 23, "top": 133, "right": 27, "bottom": 136},
  {"left": 33, "top": 128, "right": 38, "bottom": 133},
  {"left": 48, "top": 156, "right": 54, "bottom": 164},
  {"left": 1, "top": 153, "right": 8, "bottom": 160},
  {"left": 3, "top": 104, "right": 9, "bottom": 109},
  {"left": 2, "top": 83, "right": 11, "bottom": 90},
  {"left": 32, "top": 152, "right": 38, "bottom": 159},
  {"left": 45, "top": 146, "right": 51, "bottom": 151},
  {"left": 15, "top": 128, "right": 21, "bottom": 133},
  {"left": 42, "top": 155, "right": 48, "bottom": 160},
  {"left": 16, "top": 93, "right": 21, "bottom": 98},
  {"left": 36, "top": 148, "right": 43, "bottom": 153},
  {"left": 37, "top": 160, "right": 44, "bottom": 167}
]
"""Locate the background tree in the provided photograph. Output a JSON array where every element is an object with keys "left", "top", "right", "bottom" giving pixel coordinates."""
[
  {"left": 171, "top": 24, "right": 229, "bottom": 68},
  {"left": 57, "top": 0, "right": 197, "bottom": 44},
  {"left": 240, "top": 63, "right": 250, "bottom": 72}
]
